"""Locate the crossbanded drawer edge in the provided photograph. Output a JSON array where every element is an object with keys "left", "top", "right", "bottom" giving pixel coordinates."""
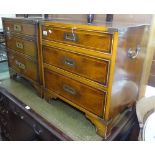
[{"left": 43, "top": 63, "right": 109, "bottom": 92}]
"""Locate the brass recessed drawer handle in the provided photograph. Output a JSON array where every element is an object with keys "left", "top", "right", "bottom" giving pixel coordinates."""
[
  {"left": 14, "top": 24, "right": 22, "bottom": 32},
  {"left": 64, "top": 32, "right": 78, "bottom": 42},
  {"left": 15, "top": 60, "right": 26, "bottom": 70},
  {"left": 128, "top": 46, "right": 141, "bottom": 59},
  {"left": 63, "top": 84, "right": 76, "bottom": 95},
  {"left": 16, "top": 42, "right": 24, "bottom": 49},
  {"left": 64, "top": 57, "right": 75, "bottom": 67}
]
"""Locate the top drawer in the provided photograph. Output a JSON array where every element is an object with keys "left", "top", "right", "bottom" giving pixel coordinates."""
[
  {"left": 3, "top": 21, "right": 36, "bottom": 37},
  {"left": 42, "top": 25, "right": 113, "bottom": 54}
]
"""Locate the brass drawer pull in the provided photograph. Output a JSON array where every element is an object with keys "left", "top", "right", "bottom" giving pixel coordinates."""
[
  {"left": 128, "top": 46, "right": 141, "bottom": 59},
  {"left": 14, "top": 24, "right": 22, "bottom": 32},
  {"left": 64, "top": 32, "right": 78, "bottom": 42},
  {"left": 63, "top": 84, "right": 76, "bottom": 95},
  {"left": 16, "top": 42, "right": 24, "bottom": 49},
  {"left": 19, "top": 63, "right": 25, "bottom": 70},
  {"left": 64, "top": 57, "right": 75, "bottom": 67},
  {"left": 15, "top": 60, "right": 26, "bottom": 70}
]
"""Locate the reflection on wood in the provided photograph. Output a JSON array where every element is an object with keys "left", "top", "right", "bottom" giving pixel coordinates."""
[{"left": 139, "top": 15, "right": 155, "bottom": 98}]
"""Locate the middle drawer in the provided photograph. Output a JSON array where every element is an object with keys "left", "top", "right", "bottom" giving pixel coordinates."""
[
  {"left": 43, "top": 46, "right": 110, "bottom": 86},
  {"left": 6, "top": 36, "right": 37, "bottom": 58}
]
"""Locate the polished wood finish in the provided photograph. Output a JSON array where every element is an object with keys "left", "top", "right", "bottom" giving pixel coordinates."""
[
  {"left": 1, "top": 17, "right": 148, "bottom": 139},
  {"left": 42, "top": 40, "right": 112, "bottom": 60},
  {"left": 8, "top": 50, "right": 38, "bottom": 82},
  {"left": 40, "top": 20, "right": 149, "bottom": 138},
  {"left": 3, "top": 20, "right": 36, "bottom": 36},
  {"left": 148, "top": 51, "right": 155, "bottom": 87},
  {"left": 43, "top": 45, "right": 110, "bottom": 85},
  {"left": 44, "top": 68, "right": 105, "bottom": 116},
  {"left": 42, "top": 25, "right": 112, "bottom": 53},
  {"left": 6, "top": 36, "right": 37, "bottom": 58},
  {"left": 110, "top": 26, "right": 149, "bottom": 118},
  {"left": 2, "top": 18, "right": 43, "bottom": 97},
  {"left": 139, "top": 16, "right": 155, "bottom": 98}
]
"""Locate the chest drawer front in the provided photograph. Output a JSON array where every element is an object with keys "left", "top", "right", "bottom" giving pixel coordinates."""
[
  {"left": 44, "top": 69, "right": 105, "bottom": 116},
  {"left": 42, "top": 26, "right": 112, "bottom": 53},
  {"left": 8, "top": 51, "right": 38, "bottom": 82},
  {"left": 43, "top": 46, "right": 109, "bottom": 86},
  {"left": 3, "top": 21, "right": 36, "bottom": 36},
  {"left": 6, "top": 36, "right": 37, "bottom": 58}
]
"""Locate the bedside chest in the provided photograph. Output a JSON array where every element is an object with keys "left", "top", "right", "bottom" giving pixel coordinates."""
[
  {"left": 2, "top": 18, "right": 43, "bottom": 97},
  {"left": 40, "top": 20, "right": 149, "bottom": 138}
]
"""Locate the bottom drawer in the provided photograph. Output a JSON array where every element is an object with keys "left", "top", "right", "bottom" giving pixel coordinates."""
[
  {"left": 44, "top": 68, "right": 106, "bottom": 116},
  {"left": 8, "top": 51, "right": 38, "bottom": 82}
]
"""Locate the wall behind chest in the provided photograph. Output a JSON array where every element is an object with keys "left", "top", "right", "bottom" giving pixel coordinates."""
[{"left": 47, "top": 14, "right": 152, "bottom": 24}]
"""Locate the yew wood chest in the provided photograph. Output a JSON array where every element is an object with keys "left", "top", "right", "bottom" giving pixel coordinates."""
[
  {"left": 2, "top": 18, "right": 42, "bottom": 96},
  {"left": 40, "top": 20, "right": 149, "bottom": 138},
  {"left": 1, "top": 17, "right": 149, "bottom": 139}
]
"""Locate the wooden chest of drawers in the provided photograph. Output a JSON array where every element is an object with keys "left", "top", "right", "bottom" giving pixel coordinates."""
[
  {"left": 40, "top": 20, "right": 149, "bottom": 138},
  {"left": 2, "top": 18, "right": 42, "bottom": 96},
  {"left": 2, "top": 17, "right": 149, "bottom": 139}
]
